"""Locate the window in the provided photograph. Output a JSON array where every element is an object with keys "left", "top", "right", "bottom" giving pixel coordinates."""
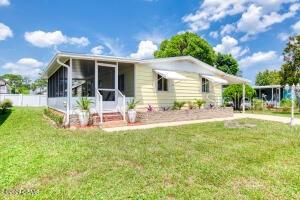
[
  {"left": 202, "top": 78, "right": 209, "bottom": 93},
  {"left": 157, "top": 74, "right": 168, "bottom": 91}
]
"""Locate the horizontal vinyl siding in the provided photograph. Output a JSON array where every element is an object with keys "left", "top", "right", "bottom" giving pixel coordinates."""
[{"left": 134, "top": 64, "right": 223, "bottom": 110}]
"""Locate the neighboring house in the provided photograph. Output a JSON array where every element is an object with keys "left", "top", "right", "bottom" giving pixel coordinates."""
[
  {"left": 0, "top": 78, "right": 11, "bottom": 94},
  {"left": 44, "top": 52, "right": 249, "bottom": 124},
  {"left": 253, "top": 85, "right": 293, "bottom": 108}
]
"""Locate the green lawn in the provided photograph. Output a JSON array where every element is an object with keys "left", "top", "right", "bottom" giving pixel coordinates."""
[{"left": 0, "top": 108, "right": 300, "bottom": 199}]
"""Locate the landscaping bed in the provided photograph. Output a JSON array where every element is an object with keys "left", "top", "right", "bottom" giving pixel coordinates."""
[{"left": 137, "top": 107, "right": 233, "bottom": 124}]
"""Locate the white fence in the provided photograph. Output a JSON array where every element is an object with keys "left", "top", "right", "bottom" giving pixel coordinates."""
[{"left": 0, "top": 94, "right": 47, "bottom": 107}]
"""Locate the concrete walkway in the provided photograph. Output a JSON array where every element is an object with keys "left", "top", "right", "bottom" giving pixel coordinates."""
[{"left": 103, "top": 113, "right": 300, "bottom": 132}]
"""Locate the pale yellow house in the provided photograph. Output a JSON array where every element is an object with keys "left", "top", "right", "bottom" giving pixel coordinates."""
[{"left": 44, "top": 52, "right": 249, "bottom": 124}]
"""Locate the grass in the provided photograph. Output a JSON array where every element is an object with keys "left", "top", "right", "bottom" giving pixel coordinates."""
[
  {"left": 0, "top": 107, "right": 300, "bottom": 199},
  {"left": 245, "top": 109, "right": 300, "bottom": 119}
]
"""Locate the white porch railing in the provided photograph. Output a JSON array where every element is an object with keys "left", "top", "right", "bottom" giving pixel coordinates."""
[
  {"left": 117, "top": 90, "right": 126, "bottom": 121},
  {"left": 96, "top": 89, "right": 126, "bottom": 122},
  {"left": 96, "top": 90, "right": 103, "bottom": 124}
]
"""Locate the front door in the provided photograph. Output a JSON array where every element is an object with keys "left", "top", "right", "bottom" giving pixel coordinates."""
[{"left": 98, "top": 65, "right": 117, "bottom": 112}]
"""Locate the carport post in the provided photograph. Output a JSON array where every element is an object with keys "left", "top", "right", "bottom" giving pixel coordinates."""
[{"left": 242, "top": 83, "right": 246, "bottom": 113}]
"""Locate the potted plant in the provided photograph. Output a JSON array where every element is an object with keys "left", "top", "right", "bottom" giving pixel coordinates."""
[
  {"left": 127, "top": 99, "right": 139, "bottom": 123},
  {"left": 76, "top": 97, "right": 93, "bottom": 127}
]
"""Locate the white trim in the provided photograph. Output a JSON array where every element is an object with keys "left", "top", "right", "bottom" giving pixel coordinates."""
[
  {"left": 44, "top": 53, "right": 249, "bottom": 84},
  {"left": 253, "top": 85, "right": 282, "bottom": 89},
  {"left": 154, "top": 69, "right": 188, "bottom": 80},
  {"left": 201, "top": 75, "right": 228, "bottom": 84}
]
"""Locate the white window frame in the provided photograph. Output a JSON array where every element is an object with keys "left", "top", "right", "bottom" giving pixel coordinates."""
[
  {"left": 202, "top": 78, "right": 210, "bottom": 93},
  {"left": 157, "top": 74, "right": 169, "bottom": 92}
]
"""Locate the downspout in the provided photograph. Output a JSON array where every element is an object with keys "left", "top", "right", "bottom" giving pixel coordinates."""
[{"left": 56, "top": 57, "right": 71, "bottom": 126}]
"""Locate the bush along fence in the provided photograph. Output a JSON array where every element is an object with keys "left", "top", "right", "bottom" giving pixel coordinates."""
[{"left": 0, "top": 94, "right": 47, "bottom": 107}]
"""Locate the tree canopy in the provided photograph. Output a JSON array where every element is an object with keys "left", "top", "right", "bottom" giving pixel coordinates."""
[
  {"left": 215, "top": 53, "right": 239, "bottom": 75},
  {"left": 255, "top": 70, "right": 281, "bottom": 86},
  {"left": 154, "top": 32, "right": 217, "bottom": 66},
  {"left": 154, "top": 32, "right": 240, "bottom": 75},
  {"left": 280, "top": 35, "right": 300, "bottom": 85},
  {"left": 0, "top": 74, "right": 47, "bottom": 94}
]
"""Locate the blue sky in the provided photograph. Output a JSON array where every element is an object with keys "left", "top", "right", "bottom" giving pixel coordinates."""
[{"left": 0, "top": 0, "right": 300, "bottom": 83}]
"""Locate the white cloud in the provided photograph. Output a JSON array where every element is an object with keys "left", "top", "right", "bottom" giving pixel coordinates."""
[
  {"left": 135, "top": 30, "right": 165, "bottom": 44},
  {"left": 100, "top": 37, "right": 125, "bottom": 56},
  {"left": 182, "top": 0, "right": 245, "bottom": 32},
  {"left": 0, "top": 22, "right": 13, "bottom": 41},
  {"left": 24, "top": 30, "right": 89, "bottom": 48},
  {"left": 130, "top": 40, "right": 158, "bottom": 59},
  {"left": 277, "top": 32, "right": 290, "bottom": 41},
  {"left": 239, "top": 51, "right": 282, "bottom": 69},
  {"left": 292, "top": 20, "right": 300, "bottom": 33},
  {"left": 214, "top": 36, "right": 249, "bottom": 58},
  {"left": 237, "top": 3, "right": 300, "bottom": 40},
  {"left": 91, "top": 45, "right": 104, "bottom": 55},
  {"left": 182, "top": 0, "right": 298, "bottom": 35},
  {"left": 0, "top": 0, "right": 10, "bottom": 6},
  {"left": 209, "top": 31, "right": 219, "bottom": 39},
  {"left": 220, "top": 24, "right": 236, "bottom": 36},
  {"left": 2, "top": 58, "right": 45, "bottom": 79},
  {"left": 67, "top": 37, "right": 89, "bottom": 47}
]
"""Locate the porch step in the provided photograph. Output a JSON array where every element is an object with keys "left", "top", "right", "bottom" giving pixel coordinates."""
[
  {"left": 101, "top": 120, "right": 127, "bottom": 128},
  {"left": 103, "top": 112, "right": 124, "bottom": 122}
]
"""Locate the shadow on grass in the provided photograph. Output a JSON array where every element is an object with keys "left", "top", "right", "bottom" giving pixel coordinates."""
[{"left": 0, "top": 109, "right": 12, "bottom": 126}]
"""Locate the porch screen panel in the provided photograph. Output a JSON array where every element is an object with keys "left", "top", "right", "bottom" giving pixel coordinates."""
[
  {"left": 72, "top": 59, "right": 95, "bottom": 97},
  {"left": 48, "top": 65, "right": 68, "bottom": 98}
]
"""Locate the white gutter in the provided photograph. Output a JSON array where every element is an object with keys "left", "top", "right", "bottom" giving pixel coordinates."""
[{"left": 56, "top": 57, "right": 71, "bottom": 126}]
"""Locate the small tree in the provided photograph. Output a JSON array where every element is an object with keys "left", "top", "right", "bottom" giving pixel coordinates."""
[
  {"left": 280, "top": 35, "right": 300, "bottom": 85},
  {"left": 223, "top": 84, "right": 256, "bottom": 110}
]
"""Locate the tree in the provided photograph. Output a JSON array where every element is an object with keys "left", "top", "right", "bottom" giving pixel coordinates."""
[
  {"left": 0, "top": 74, "right": 32, "bottom": 94},
  {"left": 280, "top": 35, "right": 300, "bottom": 85},
  {"left": 215, "top": 53, "right": 239, "bottom": 75},
  {"left": 255, "top": 70, "right": 281, "bottom": 86},
  {"left": 154, "top": 32, "right": 216, "bottom": 65},
  {"left": 31, "top": 78, "right": 47, "bottom": 93},
  {"left": 223, "top": 84, "right": 256, "bottom": 110},
  {"left": 0, "top": 74, "right": 24, "bottom": 94}
]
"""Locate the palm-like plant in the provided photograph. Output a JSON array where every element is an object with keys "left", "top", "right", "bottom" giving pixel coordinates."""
[
  {"left": 76, "top": 97, "right": 93, "bottom": 111},
  {"left": 127, "top": 99, "right": 140, "bottom": 110},
  {"left": 172, "top": 101, "right": 186, "bottom": 110},
  {"left": 195, "top": 99, "right": 206, "bottom": 109}
]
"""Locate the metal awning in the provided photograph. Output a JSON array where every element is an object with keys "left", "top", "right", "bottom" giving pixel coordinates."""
[
  {"left": 154, "top": 70, "right": 188, "bottom": 80},
  {"left": 201, "top": 75, "right": 228, "bottom": 84}
]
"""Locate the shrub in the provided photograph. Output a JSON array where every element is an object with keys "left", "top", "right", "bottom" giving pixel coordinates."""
[
  {"left": 147, "top": 104, "right": 154, "bottom": 112},
  {"left": 160, "top": 106, "right": 170, "bottom": 111},
  {"left": 187, "top": 101, "right": 196, "bottom": 109},
  {"left": 172, "top": 101, "right": 186, "bottom": 110},
  {"left": 195, "top": 99, "right": 206, "bottom": 109},
  {"left": 0, "top": 99, "right": 13, "bottom": 114},
  {"left": 281, "top": 98, "right": 292, "bottom": 112},
  {"left": 44, "top": 108, "right": 64, "bottom": 127},
  {"left": 252, "top": 98, "right": 264, "bottom": 111}
]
